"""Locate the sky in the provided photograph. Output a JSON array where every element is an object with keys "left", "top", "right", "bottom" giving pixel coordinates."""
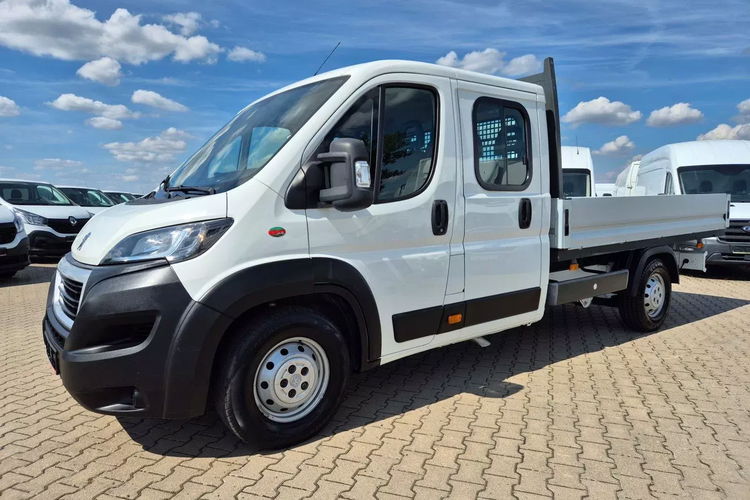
[{"left": 0, "top": 0, "right": 749, "bottom": 193}]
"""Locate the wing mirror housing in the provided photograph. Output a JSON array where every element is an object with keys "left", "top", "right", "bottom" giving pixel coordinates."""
[{"left": 318, "top": 138, "right": 374, "bottom": 210}]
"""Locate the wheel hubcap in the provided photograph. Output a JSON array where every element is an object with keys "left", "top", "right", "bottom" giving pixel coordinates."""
[
  {"left": 643, "top": 272, "right": 666, "bottom": 318},
  {"left": 253, "top": 337, "right": 329, "bottom": 423}
]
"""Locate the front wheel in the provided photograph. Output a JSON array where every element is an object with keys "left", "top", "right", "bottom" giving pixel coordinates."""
[
  {"left": 618, "top": 258, "right": 672, "bottom": 332},
  {"left": 214, "top": 306, "right": 350, "bottom": 449}
]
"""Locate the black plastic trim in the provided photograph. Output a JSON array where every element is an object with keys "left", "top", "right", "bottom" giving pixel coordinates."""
[
  {"left": 547, "top": 270, "right": 629, "bottom": 306},
  {"left": 393, "top": 287, "right": 541, "bottom": 343}
]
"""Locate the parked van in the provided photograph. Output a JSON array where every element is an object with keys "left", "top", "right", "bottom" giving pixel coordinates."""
[
  {"left": 595, "top": 183, "right": 616, "bottom": 196},
  {"left": 0, "top": 204, "right": 29, "bottom": 278},
  {"left": 43, "top": 59, "right": 728, "bottom": 448},
  {"left": 58, "top": 186, "right": 115, "bottom": 215},
  {"left": 0, "top": 180, "right": 91, "bottom": 258},
  {"left": 561, "top": 146, "right": 595, "bottom": 197},
  {"left": 636, "top": 140, "right": 750, "bottom": 267}
]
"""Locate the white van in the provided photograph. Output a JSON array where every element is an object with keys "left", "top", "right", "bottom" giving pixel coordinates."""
[
  {"left": 636, "top": 140, "right": 750, "bottom": 267},
  {"left": 58, "top": 186, "right": 115, "bottom": 215},
  {"left": 614, "top": 160, "right": 645, "bottom": 197},
  {"left": 0, "top": 204, "right": 29, "bottom": 278},
  {"left": 0, "top": 180, "right": 91, "bottom": 259},
  {"left": 561, "top": 146, "right": 595, "bottom": 197},
  {"left": 595, "top": 183, "right": 616, "bottom": 197},
  {"left": 42, "top": 59, "right": 728, "bottom": 448}
]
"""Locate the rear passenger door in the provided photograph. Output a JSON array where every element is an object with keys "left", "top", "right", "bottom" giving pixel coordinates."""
[
  {"left": 450, "top": 82, "right": 546, "bottom": 338},
  {"left": 305, "top": 75, "right": 458, "bottom": 359}
]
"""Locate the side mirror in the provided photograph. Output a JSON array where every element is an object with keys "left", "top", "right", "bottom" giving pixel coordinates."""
[{"left": 318, "top": 138, "right": 374, "bottom": 210}]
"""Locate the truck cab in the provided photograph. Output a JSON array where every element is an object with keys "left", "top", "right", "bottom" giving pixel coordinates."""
[
  {"left": 637, "top": 140, "right": 750, "bottom": 268},
  {"left": 561, "top": 146, "right": 595, "bottom": 197},
  {"left": 42, "top": 59, "right": 728, "bottom": 448},
  {"left": 58, "top": 186, "right": 116, "bottom": 215}
]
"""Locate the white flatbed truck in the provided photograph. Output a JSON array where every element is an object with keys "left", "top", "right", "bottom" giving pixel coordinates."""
[{"left": 43, "top": 58, "right": 729, "bottom": 448}]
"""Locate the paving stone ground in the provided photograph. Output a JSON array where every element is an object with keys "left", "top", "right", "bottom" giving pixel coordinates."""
[{"left": 1, "top": 264, "right": 749, "bottom": 499}]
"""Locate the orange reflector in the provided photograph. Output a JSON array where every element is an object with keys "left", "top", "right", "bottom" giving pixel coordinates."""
[
  {"left": 696, "top": 241, "right": 704, "bottom": 249},
  {"left": 448, "top": 313, "right": 463, "bottom": 325},
  {"left": 569, "top": 263, "right": 580, "bottom": 271}
]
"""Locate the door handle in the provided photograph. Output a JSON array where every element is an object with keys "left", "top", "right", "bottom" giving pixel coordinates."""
[
  {"left": 432, "top": 200, "right": 449, "bottom": 235},
  {"left": 518, "top": 198, "right": 532, "bottom": 229}
]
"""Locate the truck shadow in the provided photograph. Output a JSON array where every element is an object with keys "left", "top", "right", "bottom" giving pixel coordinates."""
[
  {"left": 116, "top": 290, "right": 749, "bottom": 458},
  {"left": 0, "top": 264, "right": 57, "bottom": 288}
]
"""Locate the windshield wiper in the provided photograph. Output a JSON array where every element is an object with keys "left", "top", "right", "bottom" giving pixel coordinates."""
[{"left": 164, "top": 185, "right": 216, "bottom": 195}]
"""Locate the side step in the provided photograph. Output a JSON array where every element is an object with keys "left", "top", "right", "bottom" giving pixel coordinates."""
[{"left": 547, "top": 269, "right": 629, "bottom": 306}]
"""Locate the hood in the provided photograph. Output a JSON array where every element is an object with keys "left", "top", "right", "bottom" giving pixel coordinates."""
[
  {"left": 86, "top": 206, "right": 113, "bottom": 216},
  {"left": 72, "top": 193, "right": 228, "bottom": 265},
  {"left": 729, "top": 201, "right": 750, "bottom": 220},
  {"left": 10, "top": 204, "right": 91, "bottom": 220},
  {"left": 0, "top": 205, "right": 14, "bottom": 223}
]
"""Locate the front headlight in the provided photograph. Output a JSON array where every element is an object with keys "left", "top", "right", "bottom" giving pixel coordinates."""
[
  {"left": 15, "top": 209, "right": 47, "bottom": 226},
  {"left": 101, "top": 218, "right": 233, "bottom": 265}
]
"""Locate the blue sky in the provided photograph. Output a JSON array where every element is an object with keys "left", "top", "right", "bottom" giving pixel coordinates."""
[{"left": 0, "top": 0, "right": 749, "bottom": 193}]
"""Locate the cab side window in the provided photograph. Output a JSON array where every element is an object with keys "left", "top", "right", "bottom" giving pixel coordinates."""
[
  {"left": 377, "top": 87, "right": 437, "bottom": 202},
  {"left": 317, "top": 85, "right": 438, "bottom": 203},
  {"left": 473, "top": 97, "right": 531, "bottom": 190}
]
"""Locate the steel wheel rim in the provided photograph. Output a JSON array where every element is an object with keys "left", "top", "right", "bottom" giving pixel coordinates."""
[
  {"left": 644, "top": 272, "right": 666, "bottom": 318},
  {"left": 253, "top": 337, "right": 330, "bottom": 423}
]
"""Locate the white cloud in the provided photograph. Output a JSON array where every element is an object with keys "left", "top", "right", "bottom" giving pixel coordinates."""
[
  {"left": 0, "top": 96, "right": 20, "bottom": 117},
  {"left": 34, "top": 158, "right": 83, "bottom": 170},
  {"left": 120, "top": 174, "right": 139, "bottom": 182},
  {"left": 131, "top": 90, "right": 188, "bottom": 112},
  {"left": 646, "top": 102, "right": 703, "bottom": 127},
  {"left": 104, "top": 127, "right": 190, "bottom": 163},
  {"left": 562, "top": 97, "right": 642, "bottom": 126},
  {"left": 163, "top": 12, "right": 202, "bottom": 36},
  {"left": 49, "top": 93, "right": 139, "bottom": 120},
  {"left": 76, "top": 57, "right": 122, "bottom": 86},
  {"left": 227, "top": 46, "right": 266, "bottom": 63},
  {"left": 736, "top": 98, "right": 750, "bottom": 123},
  {"left": 595, "top": 135, "right": 635, "bottom": 155},
  {"left": 86, "top": 116, "right": 122, "bottom": 129},
  {"left": 0, "top": 0, "right": 221, "bottom": 64},
  {"left": 697, "top": 123, "right": 750, "bottom": 141},
  {"left": 435, "top": 48, "right": 540, "bottom": 76}
]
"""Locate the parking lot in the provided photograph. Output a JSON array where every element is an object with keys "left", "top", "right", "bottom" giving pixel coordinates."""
[{"left": 0, "top": 264, "right": 749, "bottom": 499}]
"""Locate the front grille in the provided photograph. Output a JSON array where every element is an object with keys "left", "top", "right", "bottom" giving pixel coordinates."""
[
  {"left": 0, "top": 222, "right": 16, "bottom": 244},
  {"left": 719, "top": 219, "right": 750, "bottom": 243},
  {"left": 59, "top": 276, "right": 83, "bottom": 320},
  {"left": 47, "top": 218, "right": 89, "bottom": 235}
]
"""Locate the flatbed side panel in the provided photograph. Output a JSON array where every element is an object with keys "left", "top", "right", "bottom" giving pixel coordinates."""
[{"left": 550, "top": 194, "right": 728, "bottom": 251}]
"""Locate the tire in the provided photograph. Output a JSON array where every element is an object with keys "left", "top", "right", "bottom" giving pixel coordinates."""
[
  {"left": 214, "top": 306, "right": 350, "bottom": 449},
  {"left": 618, "top": 258, "right": 672, "bottom": 332}
]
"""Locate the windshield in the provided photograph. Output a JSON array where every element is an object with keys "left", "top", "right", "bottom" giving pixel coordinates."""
[
  {"left": 678, "top": 165, "right": 750, "bottom": 202},
  {"left": 0, "top": 182, "right": 73, "bottom": 206},
  {"left": 106, "top": 192, "right": 132, "bottom": 203},
  {"left": 164, "top": 76, "right": 349, "bottom": 196},
  {"left": 60, "top": 188, "right": 114, "bottom": 207},
  {"left": 563, "top": 170, "right": 591, "bottom": 197}
]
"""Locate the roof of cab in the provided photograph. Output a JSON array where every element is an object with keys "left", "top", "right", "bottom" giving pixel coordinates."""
[
  {"left": 258, "top": 59, "right": 543, "bottom": 103},
  {"left": 642, "top": 140, "right": 750, "bottom": 167},
  {"left": 561, "top": 146, "right": 593, "bottom": 171}
]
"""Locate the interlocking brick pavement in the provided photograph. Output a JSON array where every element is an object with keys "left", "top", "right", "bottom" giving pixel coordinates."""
[{"left": 1, "top": 264, "right": 749, "bottom": 499}]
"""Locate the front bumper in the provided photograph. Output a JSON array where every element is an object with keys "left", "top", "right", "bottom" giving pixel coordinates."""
[
  {"left": 43, "top": 254, "right": 232, "bottom": 418},
  {"left": 0, "top": 236, "right": 30, "bottom": 274},
  {"left": 29, "top": 230, "right": 77, "bottom": 257},
  {"left": 704, "top": 239, "right": 750, "bottom": 266}
]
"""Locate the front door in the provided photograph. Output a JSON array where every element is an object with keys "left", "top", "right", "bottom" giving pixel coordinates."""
[{"left": 306, "top": 74, "right": 458, "bottom": 359}]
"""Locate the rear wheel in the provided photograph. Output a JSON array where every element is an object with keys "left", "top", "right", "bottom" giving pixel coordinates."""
[
  {"left": 214, "top": 306, "right": 350, "bottom": 449},
  {"left": 618, "top": 258, "right": 672, "bottom": 332}
]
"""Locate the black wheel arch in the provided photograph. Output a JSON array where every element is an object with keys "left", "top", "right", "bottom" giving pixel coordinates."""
[
  {"left": 627, "top": 245, "right": 679, "bottom": 296},
  {"left": 203, "top": 257, "right": 380, "bottom": 367}
]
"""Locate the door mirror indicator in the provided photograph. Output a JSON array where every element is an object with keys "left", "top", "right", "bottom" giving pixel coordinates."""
[
  {"left": 354, "top": 161, "right": 372, "bottom": 188},
  {"left": 317, "top": 138, "right": 374, "bottom": 211}
]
